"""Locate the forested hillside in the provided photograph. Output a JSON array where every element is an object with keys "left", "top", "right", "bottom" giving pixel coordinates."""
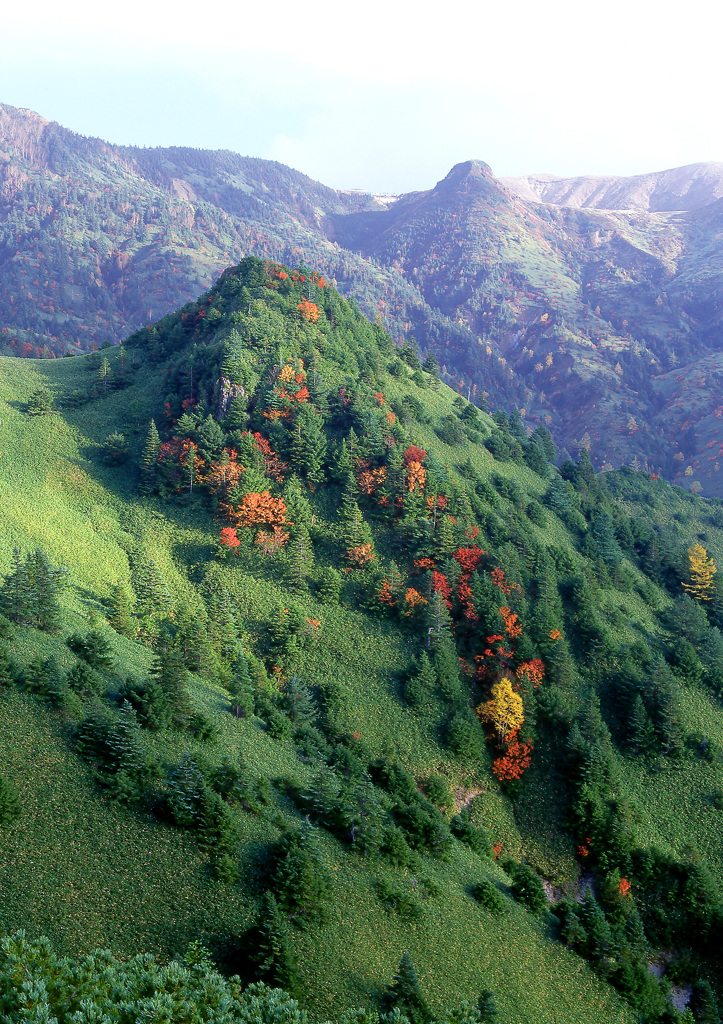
[
  {"left": 2, "top": 258, "right": 723, "bottom": 1022},
  {"left": 5, "top": 103, "right": 723, "bottom": 493}
]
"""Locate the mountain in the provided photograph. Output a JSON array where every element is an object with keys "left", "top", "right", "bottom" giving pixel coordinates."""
[
  {"left": 3, "top": 103, "right": 723, "bottom": 497},
  {"left": 2, "top": 256, "right": 723, "bottom": 1022},
  {"left": 501, "top": 162, "right": 723, "bottom": 212}
]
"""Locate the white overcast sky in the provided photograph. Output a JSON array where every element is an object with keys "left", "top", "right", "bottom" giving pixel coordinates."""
[{"left": 1, "top": 0, "right": 718, "bottom": 194}]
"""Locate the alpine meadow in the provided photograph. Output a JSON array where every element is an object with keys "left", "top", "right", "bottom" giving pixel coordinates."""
[{"left": 2, "top": 253, "right": 723, "bottom": 1023}]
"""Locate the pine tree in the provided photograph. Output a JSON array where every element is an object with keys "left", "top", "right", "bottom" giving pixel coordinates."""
[
  {"left": 426, "top": 591, "right": 453, "bottom": 652},
  {"left": 0, "top": 644, "right": 15, "bottom": 692},
  {"left": 30, "top": 550, "right": 62, "bottom": 632},
  {"left": 289, "top": 404, "right": 327, "bottom": 487},
  {"left": 0, "top": 774, "right": 22, "bottom": 826},
  {"left": 140, "top": 419, "right": 160, "bottom": 494},
  {"left": 283, "top": 675, "right": 315, "bottom": 726},
  {"left": 151, "top": 641, "right": 191, "bottom": 729},
  {"left": 109, "top": 584, "right": 134, "bottom": 637},
  {"left": 251, "top": 892, "right": 302, "bottom": 994},
  {"left": 96, "top": 356, "right": 113, "bottom": 395},
  {"left": 286, "top": 526, "right": 314, "bottom": 592},
  {"left": 381, "top": 951, "right": 431, "bottom": 1024},
  {"left": 477, "top": 990, "right": 499, "bottom": 1023},
  {"left": 405, "top": 652, "right": 436, "bottom": 708},
  {"left": 691, "top": 981, "right": 721, "bottom": 1024},
  {"left": 229, "top": 648, "right": 255, "bottom": 718}
]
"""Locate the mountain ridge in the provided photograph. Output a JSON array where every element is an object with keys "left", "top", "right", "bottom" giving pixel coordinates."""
[
  {"left": 4, "top": 102, "right": 723, "bottom": 496},
  {"left": 501, "top": 161, "right": 723, "bottom": 212}
]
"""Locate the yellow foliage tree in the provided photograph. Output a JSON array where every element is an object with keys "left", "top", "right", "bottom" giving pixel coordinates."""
[
  {"left": 476, "top": 676, "right": 524, "bottom": 748},
  {"left": 682, "top": 543, "right": 717, "bottom": 601}
]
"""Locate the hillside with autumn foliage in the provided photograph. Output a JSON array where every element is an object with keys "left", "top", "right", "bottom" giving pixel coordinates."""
[
  {"left": 6, "top": 104, "right": 723, "bottom": 498},
  {"left": 4, "top": 256, "right": 723, "bottom": 1022}
]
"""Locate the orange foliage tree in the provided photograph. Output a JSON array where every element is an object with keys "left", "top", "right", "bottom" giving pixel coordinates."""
[
  {"left": 347, "top": 543, "right": 375, "bottom": 568},
  {"left": 226, "top": 492, "right": 288, "bottom": 534},
  {"left": 492, "top": 730, "right": 533, "bottom": 781},
  {"left": 206, "top": 449, "right": 244, "bottom": 497},
  {"left": 298, "top": 300, "right": 321, "bottom": 323}
]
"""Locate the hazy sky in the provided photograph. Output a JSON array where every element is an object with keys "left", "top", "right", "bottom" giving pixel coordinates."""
[{"left": 2, "top": 0, "right": 718, "bottom": 195}]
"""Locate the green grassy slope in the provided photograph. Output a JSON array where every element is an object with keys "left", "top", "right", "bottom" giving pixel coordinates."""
[{"left": 5, "top": 260, "right": 723, "bottom": 1021}]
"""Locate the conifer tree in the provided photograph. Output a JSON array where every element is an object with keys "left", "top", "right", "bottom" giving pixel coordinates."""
[
  {"left": 691, "top": 981, "right": 721, "bottom": 1024},
  {"left": 426, "top": 591, "right": 453, "bottom": 652},
  {"left": 477, "top": 990, "right": 499, "bottom": 1023},
  {"left": 0, "top": 645, "right": 15, "bottom": 693},
  {"left": 229, "top": 648, "right": 255, "bottom": 718},
  {"left": 151, "top": 641, "right": 191, "bottom": 729},
  {"left": 109, "top": 584, "right": 134, "bottom": 637},
  {"left": 96, "top": 356, "right": 113, "bottom": 395},
  {"left": 628, "top": 693, "right": 655, "bottom": 755},
  {"left": 251, "top": 892, "right": 302, "bottom": 994},
  {"left": 286, "top": 526, "right": 314, "bottom": 592},
  {"left": 283, "top": 674, "right": 315, "bottom": 726},
  {"left": 30, "top": 549, "right": 63, "bottom": 632},
  {"left": 0, "top": 774, "right": 22, "bottom": 826},
  {"left": 0, "top": 548, "right": 32, "bottom": 624},
  {"left": 405, "top": 652, "right": 436, "bottom": 708},
  {"left": 140, "top": 419, "right": 160, "bottom": 494},
  {"left": 381, "top": 951, "right": 430, "bottom": 1024},
  {"left": 289, "top": 404, "right": 327, "bottom": 487},
  {"left": 338, "top": 490, "right": 374, "bottom": 564}
]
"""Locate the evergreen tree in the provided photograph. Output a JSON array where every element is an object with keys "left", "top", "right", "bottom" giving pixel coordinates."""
[
  {"left": 134, "top": 559, "right": 173, "bottom": 619},
  {"left": 426, "top": 591, "right": 453, "bottom": 652},
  {"left": 283, "top": 675, "right": 316, "bottom": 726},
  {"left": 405, "top": 652, "right": 436, "bottom": 709},
  {"left": 317, "top": 566, "right": 342, "bottom": 605},
  {"left": 289, "top": 404, "right": 327, "bottom": 488},
  {"left": 151, "top": 641, "right": 191, "bottom": 729},
  {"left": 286, "top": 526, "right": 314, "bottom": 592},
  {"left": 66, "top": 660, "right": 103, "bottom": 700},
  {"left": 628, "top": 693, "right": 656, "bottom": 755},
  {"left": 434, "top": 640, "right": 462, "bottom": 702},
  {"left": 381, "top": 951, "right": 431, "bottom": 1024},
  {"left": 0, "top": 774, "right": 22, "bottom": 826},
  {"left": 229, "top": 648, "right": 255, "bottom": 718},
  {"left": 26, "top": 387, "right": 53, "bottom": 415},
  {"left": 96, "top": 356, "right": 113, "bottom": 395},
  {"left": 271, "top": 824, "right": 333, "bottom": 927},
  {"left": 477, "top": 990, "right": 499, "bottom": 1023},
  {"left": 250, "top": 892, "right": 302, "bottom": 994},
  {"left": 109, "top": 584, "right": 134, "bottom": 637},
  {"left": 30, "top": 549, "right": 62, "bottom": 632},
  {"left": 691, "top": 981, "right": 721, "bottom": 1024},
  {"left": 140, "top": 419, "right": 160, "bottom": 494},
  {"left": 0, "top": 645, "right": 15, "bottom": 693},
  {"left": 106, "top": 701, "right": 147, "bottom": 803},
  {"left": 338, "top": 490, "right": 374, "bottom": 559},
  {"left": 0, "top": 548, "right": 32, "bottom": 624}
]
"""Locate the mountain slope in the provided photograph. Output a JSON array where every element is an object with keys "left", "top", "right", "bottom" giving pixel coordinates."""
[
  {"left": 4, "top": 103, "right": 723, "bottom": 496},
  {"left": 3, "top": 258, "right": 723, "bottom": 1021}
]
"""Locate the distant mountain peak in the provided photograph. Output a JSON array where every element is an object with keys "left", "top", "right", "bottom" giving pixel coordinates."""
[{"left": 501, "top": 162, "right": 723, "bottom": 212}]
